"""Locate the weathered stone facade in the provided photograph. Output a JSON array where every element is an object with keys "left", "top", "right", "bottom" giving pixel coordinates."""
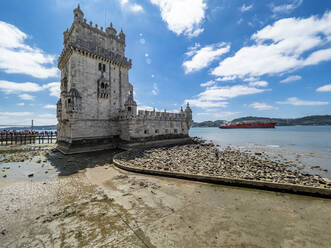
[{"left": 56, "top": 5, "right": 192, "bottom": 153}]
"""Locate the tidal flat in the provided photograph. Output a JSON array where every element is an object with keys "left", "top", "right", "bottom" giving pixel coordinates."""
[{"left": 1, "top": 143, "right": 331, "bottom": 248}]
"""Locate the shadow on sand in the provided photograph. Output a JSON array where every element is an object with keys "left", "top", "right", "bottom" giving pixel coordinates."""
[{"left": 45, "top": 149, "right": 123, "bottom": 176}]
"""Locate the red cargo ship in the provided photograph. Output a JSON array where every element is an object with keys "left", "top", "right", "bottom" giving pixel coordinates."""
[{"left": 219, "top": 122, "right": 276, "bottom": 129}]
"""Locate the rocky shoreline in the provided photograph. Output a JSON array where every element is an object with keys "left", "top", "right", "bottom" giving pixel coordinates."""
[{"left": 116, "top": 138, "right": 331, "bottom": 189}]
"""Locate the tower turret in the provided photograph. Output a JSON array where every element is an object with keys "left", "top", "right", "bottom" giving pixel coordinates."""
[
  {"left": 185, "top": 102, "right": 192, "bottom": 128},
  {"left": 118, "top": 29, "right": 126, "bottom": 42},
  {"left": 124, "top": 91, "right": 137, "bottom": 116},
  {"left": 106, "top": 22, "right": 117, "bottom": 36},
  {"left": 73, "top": 4, "right": 84, "bottom": 23}
]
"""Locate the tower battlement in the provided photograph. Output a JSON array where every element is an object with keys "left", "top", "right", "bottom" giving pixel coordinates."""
[{"left": 58, "top": 4, "right": 131, "bottom": 69}]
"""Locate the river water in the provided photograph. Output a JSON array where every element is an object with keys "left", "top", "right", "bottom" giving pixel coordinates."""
[{"left": 190, "top": 126, "right": 331, "bottom": 178}]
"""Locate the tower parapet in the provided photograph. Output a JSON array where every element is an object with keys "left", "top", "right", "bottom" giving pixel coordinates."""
[{"left": 58, "top": 4, "right": 130, "bottom": 70}]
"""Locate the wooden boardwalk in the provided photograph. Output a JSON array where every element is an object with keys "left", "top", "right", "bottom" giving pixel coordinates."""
[{"left": 0, "top": 132, "right": 57, "bottom": 145}]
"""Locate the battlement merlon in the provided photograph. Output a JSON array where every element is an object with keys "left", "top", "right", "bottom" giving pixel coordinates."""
[{"left": 58, "top": 4, "right": 131, "bottom": 69}]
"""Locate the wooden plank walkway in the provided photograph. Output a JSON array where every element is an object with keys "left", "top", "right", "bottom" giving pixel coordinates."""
[{"left": 0, "top": 131, "right": 57, "bottom": 145}]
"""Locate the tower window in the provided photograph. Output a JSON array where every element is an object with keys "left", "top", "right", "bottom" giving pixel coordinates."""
[
  {"left": 102, "top": 64, "right": 106, "bottom": 72},
  {"left": 98, "top": 63, "right": 102, "bottom": 71},
  {"left": 128, "top": 107, "right": 132, "bottom": 112}
]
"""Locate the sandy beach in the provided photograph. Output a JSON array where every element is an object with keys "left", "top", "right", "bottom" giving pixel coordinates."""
[{"left": 1, "top": 144, "right": 331, "bottom": 247}]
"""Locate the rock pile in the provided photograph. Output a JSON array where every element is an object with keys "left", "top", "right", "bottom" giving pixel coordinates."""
[{"left": 117, "top": 139, "right": 331, "bottom": 189}]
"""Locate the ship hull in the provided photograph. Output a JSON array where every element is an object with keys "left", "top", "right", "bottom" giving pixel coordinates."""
[{"left": 219, "top": 122, "right": 276, "bottom": 129}]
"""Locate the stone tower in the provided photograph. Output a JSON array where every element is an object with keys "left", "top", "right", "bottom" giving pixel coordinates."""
[
  {"left": 56, "top": 5, "right": 192, "bottom": 154},
  {"left": 57, "top": 4, "right": 132, "bottom": 152}
]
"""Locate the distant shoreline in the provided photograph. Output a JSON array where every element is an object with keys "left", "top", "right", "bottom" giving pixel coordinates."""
[
  {"left": 192, "top": 124, "right": 331, "bottom": 128},
  {"left": 192, "top": 115, "right": 331, "bottom": 127}
]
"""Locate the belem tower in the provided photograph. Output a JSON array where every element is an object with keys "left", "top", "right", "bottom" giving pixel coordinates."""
[{"left": 56, "top": 5, "right": 193, "bottom": 154}]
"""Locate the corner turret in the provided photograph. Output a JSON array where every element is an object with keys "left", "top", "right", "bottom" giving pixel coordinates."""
[
  {"left": 118, "top": 29, "right": 126, "bottom": 42},
  {"left": 73, "top": 4, "right": 84, "bottom": 23},
  {"left": 124, "top": 91, "right": 137, "bottom": 116},
  {"left": 106, "top": 22, "right": 117, "bottom": 36},
  {"left": 185, "top": 102, "right": 192, "bottom": 129}
]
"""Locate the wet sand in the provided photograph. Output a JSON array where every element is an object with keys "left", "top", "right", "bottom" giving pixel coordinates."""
[{"left": 1, "top": 145, "right": 331, "bottom": 247}]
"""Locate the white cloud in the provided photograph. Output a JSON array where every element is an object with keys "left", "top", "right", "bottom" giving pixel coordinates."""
[
  {"left": 17, "top": 102, "right": 25, "bottom": 106},
  {"left": 44, "top": 82, "right": 60, "bottom": 97},
  {"left": 185, "top": 99, "right": 228, "bottom": 108},
  {"left": 249, "top": 102, "right": 277, "bottom": 110},
  {"left": 276, "top": 97, "right": 329, "bottom": 106},
  {"left": 0, "top": 21, "right": 58, "bottom": 78},
  {"left": 150, "top": 0, "right": 207, "bottom": 37},
  {"left": 198, "top": 85, "right": 266, "bottom": 101},
  {"left": 316, "top": 84, "right": 331, "bottom": 92},
  {"left": 195, "top": 111, "right": 239, "bottom": 121},
  {"left": 120, "top": 0, "right": 144, "bottom": 13},
  {"left": 271, "top": 0, "right": 302, "bottom": 14},
  {"left": 130, "top": 3, "right": 144, "bottom": 12},
  {"left": 44, "top": 104, "right": 56, "bottom": 109},
  {"left": 240, "top": 4, "right": 253, "bottom": 12},
  {"left": 152, "top": 83, "right": 159, "bottom": 95},
  {"left": 249, "top": 81, "right": 268, "bottom": 87},
  {"left": 0, "top": 80, "right": 60, "bottom": 98},
  {"left": 38, "top": 113, "right": 55, "bottom": 118},
  {"left": 186, "top": 84, "right": 266, "bottom": 110},
  {"left": 137, "top": 105, "right": 158, "bottom": 111},
  {"left": 212, "top": 11, "right": 331, "bottom": 80},
  {"left": 0, "top": 80, "right": 43, "bottom": 93},
  {"left": 280, "top": 75, "right": 302, "bottom": 83},
  {"left": 183, "top": 42, "right": 230, "bottom": 74},
  {"left": 0, "top": 112, "right": 32, "bottom": 117},
  {"left": 19, "top": 94, "right": 34, "bottom": 100},
  {"left": 200, "top": 80, "right": 215, "bottom": 87},
  {"left": 216, "top": 76, "right": 237, "bottom": 82}
]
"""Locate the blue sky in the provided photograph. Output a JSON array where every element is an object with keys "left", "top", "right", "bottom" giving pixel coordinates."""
[{"left": 0, "top": 0, "right": 331, "bottom": 125}]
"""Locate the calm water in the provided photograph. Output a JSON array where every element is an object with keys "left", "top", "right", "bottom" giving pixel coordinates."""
[{"left": 190, "top": 126, "right": 331, "bottom": 178}]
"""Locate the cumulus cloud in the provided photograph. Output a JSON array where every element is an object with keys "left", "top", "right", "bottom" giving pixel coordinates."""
[
  {"left": 0, "top": 112, "right": 32, "bottom": 117},
  {"left": 150, "top": 0, "right": 207, "bottom": 37},
  {"left": 186, "top": 84, "right": 266, "bottom": 110},
  {"left": 185, "top": 99, "right": 228, "bottom": 108},
  {"left": 0, "top": 80, "right": 60, "bottom": 98},
  {"left": 240, "top": 4, "right": 253, "bottom": 12},
  {"left": 0, "top": 21, "right": 58, "bottom": 78},
  {"left": 197, "top": 85, "right": 266, "bottom": 101},
  {"left": 44, "top": 104, "right": 56, "bottom": 109},
  {"left": 0, "top": 80, "right": 43, "bottom": 93},
  {"left": 216, "top": 76, "right": 237, "bottom": 82},
  {"left": 249, "top": 102, "right": 277, "bottom": 110},
  {"left": 316, "top": 84, "right": 331, "bottom": 92},
  {"left": 120, "top": 0, "right": 144, "bottom": 13},
  {"left": 200, "top": 80, "right": 215, "bottom": 87},
  {"left": 248, "top": 81, "right": 268, "bottom": 87},
  {"left": 183, "top": 42, "right": 230, "bottom": 74},
  {"left": 19, "top": 94, "right": 35, "bottom": 100},
  {"left": 137, "top": 105, "right": 157, "bottom": 111},
  {"left": 276, "top": 97, "right": 329, "bottom": 106},
  {"left": 44, "top": 82, "right": 60, "bottom": 97},
  {"left": 17, "top": 102, "right": 25, "bottom": 106},
  {"left": 212, "top": 11, "right": 331, "bottom": 80},
  {"left": 280, "top": 75, "right": 302, "bottom": 83},
  {"left": 271, "top": 0, "right": 302, "bottom": 14},
  {"left": 195, "top": 111, "right": 240, "bottom": 121}
]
